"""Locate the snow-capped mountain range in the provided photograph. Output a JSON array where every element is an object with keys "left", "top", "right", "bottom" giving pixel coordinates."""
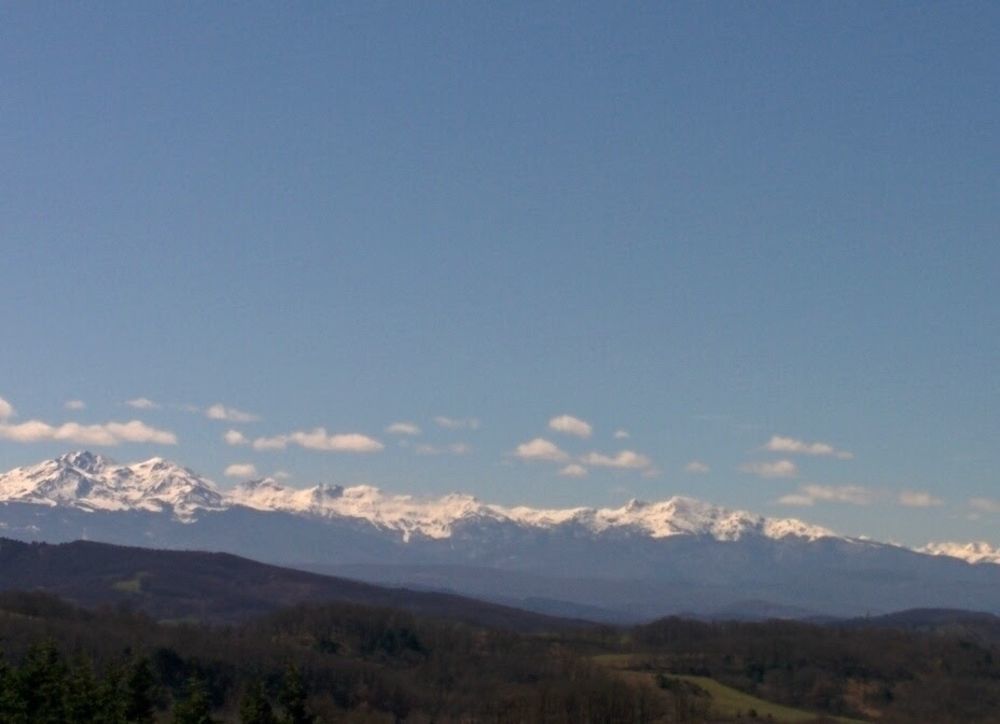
[
  {"left": 3, "top": 452, "right": 1000, "bottom": 621},
  {"left": 1, "top": 451, "right": 832, "bottom": 541},
  {"left": 0, "top": 451, "right": 990, "bottom": 562}
]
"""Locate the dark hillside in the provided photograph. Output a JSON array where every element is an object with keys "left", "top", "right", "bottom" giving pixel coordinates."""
[{"left": 0, "top": 537, "right": 586, "bottom": 631}]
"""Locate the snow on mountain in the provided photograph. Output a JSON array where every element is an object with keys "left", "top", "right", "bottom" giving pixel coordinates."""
[
  {"left": 501, "top": 496, "right": 831, "bottom": 541},
  {"left": 920, "top": 541, "right": 1000, "bottom": 565},
  {"left": 0, "top": 451, "right": 832, "bottom": 540},
  {"left": 0, "top": 451, "right": 225, "bottom": 520},
  {"left": 231, "top": 479, "right": 505, "bottom": 540},
  {"left": 0, "top": 451, "right": 833, "bottom": 541}
]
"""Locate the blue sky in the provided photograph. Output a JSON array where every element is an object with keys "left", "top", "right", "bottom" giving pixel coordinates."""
[{"left": 1, "top": 2, "right": 997, "bottom": 547}]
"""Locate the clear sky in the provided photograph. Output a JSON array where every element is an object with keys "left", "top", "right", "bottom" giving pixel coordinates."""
[{"left": 1, "top": 2, "right": 997, "bottom": 548}]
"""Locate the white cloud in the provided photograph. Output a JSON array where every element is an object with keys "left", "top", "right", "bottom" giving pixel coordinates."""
[
  {"left": 970, "top": 497, "right": 1000, "bottom": 514},
  {"left": 778, "top": 484, "right": 876, "bottom": 507},
  {"left": 64, "top": 400, "right": 86, "bottom": 411},
  {"left": 224, "top": 463, "right": 258, "bottom": 478},
  {"left": 224, "top": 429, "right": 249, "bottom": 446},
  {"left": 684, "top": 460, "right": 710, "bottom": 474},
  {"left": 205, "top": 404, "right": 260, "bottom": 423},
  {"left": 386, "top": 422, "right": 421, "bottom": 436},
  {"left": 613, "top": 429, "right": 630, "bottom": 440},
  {"left": 548, "top": 414, "right": 593, "bottom": 438},
  {"left": 433, "top": 416, "right": 480, "bottom": 430},
  {"left": 125, "top": 397, "right": 159, "bottom": 410},
  {"left": 581, "top": 450, "right": 653, "bottom": 470},
  {"left": 739, "top": 459, "right": 799, "bottom": 479},
  {"left": 252, "top": 428, "right": 383, "bottom": 453},
  {"left": 898, "top": 490, "right": 944, "bottom": 508},
  {"left": 776, "top": 493, "right": 817, "bottom": 507},
  {"left": 513, "top": 438, "right": 570, "bottom": 463},
  {"left": 273, "top": 470, "right": 292, "bottom": 480},
  {"left": 763, "top": 435, "right": 853, "bottom": 460},
  {"left": 0, "top": 396, "right": 15, "bottom": 421},
  {"left": 558, "top": 463, "right": 588, "bottom": 478},
  {"left": 415, "top": 443, "right": 471, "bottom": 456},
  {"left": 0, "top": 419, "right": 177, "bottom": 446}
]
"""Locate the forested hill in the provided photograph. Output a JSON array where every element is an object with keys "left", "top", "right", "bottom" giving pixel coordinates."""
[
  {"left": 0, "top": 537, "right": 584, "bottom": 631},
  {"left": 2, "top": 589, "right": 1000, "bottom": 722}
]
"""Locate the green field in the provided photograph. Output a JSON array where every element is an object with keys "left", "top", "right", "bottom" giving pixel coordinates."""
[
  {"left": 593, "top": 654, "right": 865, "bottom": 723},
  {"left": 668, "top": 674, "right": 864, "bottom": 723}
]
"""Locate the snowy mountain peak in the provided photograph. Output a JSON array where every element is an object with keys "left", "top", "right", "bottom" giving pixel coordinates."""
[
  {"left": 920, "top": 541, "right": 1000, "bottom": 565},
  {"left": 1, "top": 452, "right": 835, "bottom": 542},
  {"left": 55, "top": 450, "right": 114, "bottom": 472},
  {"left": 0, "top": 452, "right": 224, "bottom": 520}
]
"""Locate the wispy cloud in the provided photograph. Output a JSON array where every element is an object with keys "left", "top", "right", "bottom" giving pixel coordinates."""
[
  {"left": 125, "top": 397, "right": 159, "bottom": 410},
  {"left": 513, "top": 438, "right": 570, "bottom": 463},
  {"left": 775, "top": 492, "right": 816, "bottom": 506},
  {"left": 970, "top": 497, "right": 1000, "bottom": 514},
  {"left": 558, "top": 463, "right": 588, "bottom": 478},
  {"left": 253, "top": 428, "right": 383, "bottom": 453},
  {"left": 433, "top": 416, "right": 480, "bottom": 430},
  {"left": 224, "top": 463, "right": 258, "bottom": 478},
  {"left": 581, "top": 450, "right": 653, "bottom": 470},
  {"left": 763, "top": 435, "right": 853, "bottom": 460},
  {"left": 223, "top": 429, "right": 249, "bottom": 446},
  {"left": 684, "top": 460, "right": 710, "bottom": 474},
  {"left": 386, "top": 421, "right": 421, "bottom": 436},
  {"left": 613, "top": 429, "right": 630, "bottom": 440},
  {"left": 415, "top": 443, "right": 471, "bottom": 456},
  {"left": 0, "top": 419, "right": 177, "bottom": 446},
  {"left": 739, "top": 459, "right": 799, "bottom": 479},
  {"left": 206, "top": 404, "right": 260, "bottom": 423},
  {"left": 64, "top": 400, "right": 86, "bottom": 411},
  {"left": 548, "top": 414, "right": 593, "bottom": 438},
  {"left": 778, "top": 484, "right": 876, "bottom": 506},
  {"left": 0, "top": 396, "right": 15, "bottom": 420},
  {"left": 898, "top": 490, "right": 944, "bottom": 508}
]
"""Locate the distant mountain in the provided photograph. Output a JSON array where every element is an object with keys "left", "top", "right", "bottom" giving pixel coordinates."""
[
  {"left": 2, "top": 451, "right": 999, "bottom": 622},
  {"left": 0, "top": 451, "right": 224, "bottom": 519},
  {"left": 0, "top": 536, "right": 583, "bottom": 630},
  {"left": 1, "top": 451, "right": 831, "bottom": 540},
  {"left": 920, "top": 540, "right": 1000, "bottom": 565}
]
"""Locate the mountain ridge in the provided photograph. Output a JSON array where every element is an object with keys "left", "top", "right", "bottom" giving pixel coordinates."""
[
  {"left": 1, "top": 450, "right": 834, "bottom": 542},
  {"left": 3, "top": 451, "right": 1000, "bottom": 622}
]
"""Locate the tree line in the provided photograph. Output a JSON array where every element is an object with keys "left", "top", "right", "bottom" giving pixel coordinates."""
[{"left": 0, "top": 640, "right": 311, "bottom": 723}]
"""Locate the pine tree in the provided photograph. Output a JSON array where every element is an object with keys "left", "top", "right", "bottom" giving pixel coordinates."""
[
  {"left": 64, "top": 656, "right": 100, "bottom": 723},
  {"left": 124, "top": 657, "right": 158, "bottom": 723},
  {"left": 16, "top": 640, "right": 68, "bottom": 723},
  {"left": 277, "top": 665, "right": 311, "bottom": 724},
  {"left": 239, "top": 680, "right": 278, "bottom": 724},
  {"left": 173, "top": 674, "right": 216, "bottom": 724},
  {"left": 0, "top": 653, "right": 25, "bottom": 723},
  {"left": 94, "top": 664, "right": 128, "bottom": 724}
]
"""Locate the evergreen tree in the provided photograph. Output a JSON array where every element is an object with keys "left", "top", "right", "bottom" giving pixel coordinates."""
[
  {"left": 124, "top": 657, "right": 157, "bottom": 723},
  {"left": 16, "top": 640, "right": 68, "bottom": 723},
  {"left": 94, "top": 664, "right": 128, "bottom": 724},
  {"left": 0, "top": 653, "right": 25, "bottom": 723},
  {"left": 173, "top": 675, "right": 215, "bottom": 724},
  {"left": 65, "top": 656, "right": 100, "bottom": 724},
  {"left": 277, "top": 665, "right": 311, "bottom": 724},
  {"left": 239, "top": 680, "right": 278, "bottom": 724}
]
